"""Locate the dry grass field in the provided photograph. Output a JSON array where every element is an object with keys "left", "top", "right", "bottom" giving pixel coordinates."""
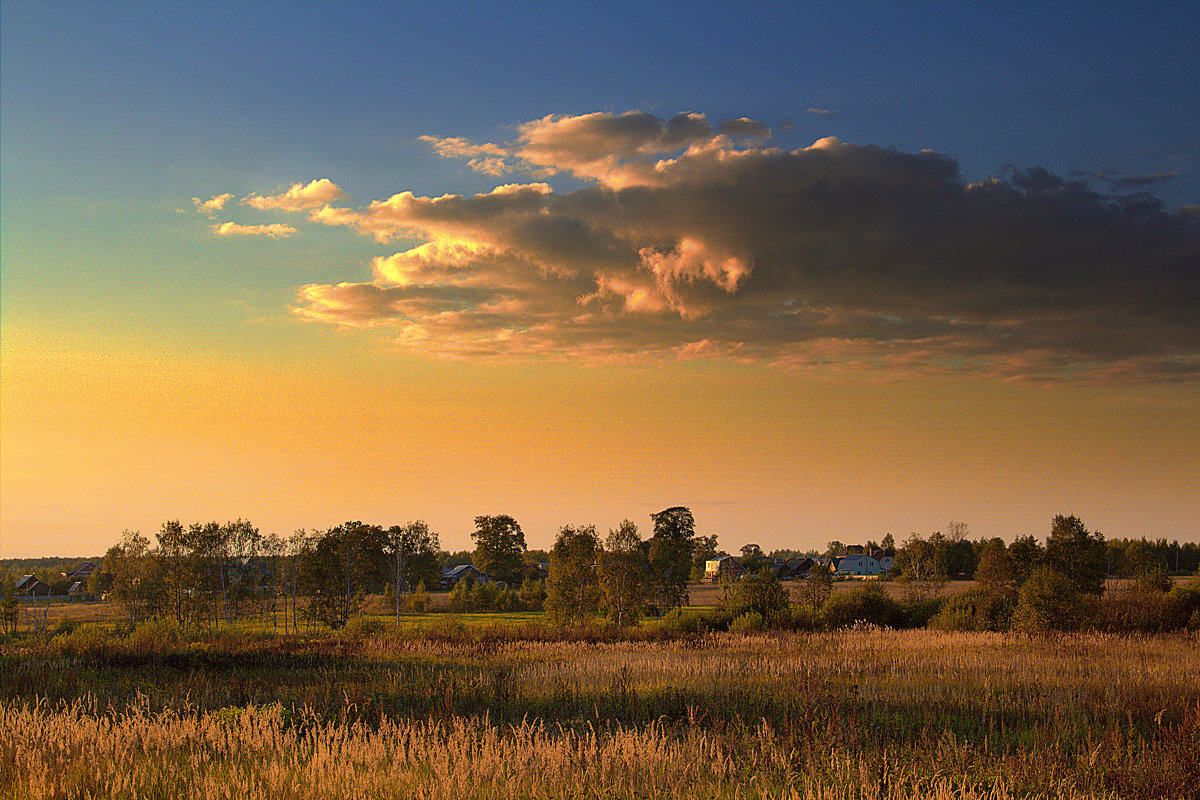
[{"left": 2, "top": 623, "right": 1197, "bottom": 799}]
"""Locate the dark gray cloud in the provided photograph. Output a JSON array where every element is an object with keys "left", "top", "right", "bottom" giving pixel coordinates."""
[{"left": 276, "top": 112, "right": 1200, "bottom": 383}]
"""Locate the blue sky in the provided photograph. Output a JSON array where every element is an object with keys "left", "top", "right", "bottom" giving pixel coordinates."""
[{"left": 2, "top": 1, "right": 1198, "bottom": 557}]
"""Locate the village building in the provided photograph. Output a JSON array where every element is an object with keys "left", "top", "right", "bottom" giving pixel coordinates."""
[
  {"left": 14, "top": 575, "right": 51, "bottom": 596},
  {"left": 439, "top": 564, "right": 494, "bottom": 590},
  {"left": 705, "top": 555, "right": 746, "bottom": 583}
]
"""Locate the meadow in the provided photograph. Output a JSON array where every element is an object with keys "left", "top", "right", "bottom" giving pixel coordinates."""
[{"left": 1, "top": 621, "right": 1196, "bottom": 799}]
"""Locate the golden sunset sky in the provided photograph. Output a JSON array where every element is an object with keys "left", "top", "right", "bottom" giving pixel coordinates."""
[{"left": 2, "top": 2, "right": 1198, "bottom": 558}]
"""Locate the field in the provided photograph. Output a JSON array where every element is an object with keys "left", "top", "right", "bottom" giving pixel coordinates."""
[{"left": 2, "top": 621, "right": 1197, "bottom": 799}]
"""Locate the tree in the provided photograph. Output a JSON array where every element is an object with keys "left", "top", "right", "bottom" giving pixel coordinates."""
[
  {"left": 545, "top": 525, "right": 601, "bottom": 627},
  {"left": 974, "top": 538, "right": 1015, "bottom": 595},
  {"left": 1045, "top": 515, "right": 1106, "bottom": 595},
  {"left": 471, "top": 515, "right": 526, "bottom": 584},
  {"left": 1011, "top": 566, "right": 1092, "bottom": 633},
  {"left": 105, "top": 530, "right": 162, "bottom": 627},
  {"left": 795, "top": 562, "right": 834, "bottom": 608},
  {"left": 597, "top": 520, "right": 647, "bottom": 627},
  {"left": 646, "top": 507, "right": 695, "bottom": 613},
  {"left": 722, "top": 568, "right": 790, "bottom": 627},
  {"left": 1008, "top": 535, "right": 1044, "bottom": 586},
  {"left": 881, "top": 533, "right": 896, "bottom": 552},
  {"left": 299, "top": 522, "right": 386, "bottom": 629},
  {"left": 740, "top": 543, "right": 766, "bottom": 571},
  {"left": 386, "top": 521, "right": 441, "bottom": 621},
  {"left": 1122, "top": 539, "right": 1171, "bottom": 593},
  {"left": 894, "top": 532, "right": 948, "bottom": 599},
  {"left": 825, "top": 540, "right": 844, "bottom": 558}
]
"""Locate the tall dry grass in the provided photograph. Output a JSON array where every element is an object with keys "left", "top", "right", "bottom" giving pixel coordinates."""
[{"left": 2, "top": 628, "right": 1196, "bottom": 799}]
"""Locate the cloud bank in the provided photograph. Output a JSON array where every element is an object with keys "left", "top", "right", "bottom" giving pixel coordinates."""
[{"left": 214, "top": 111, "right": 1200, "bottom": 383}]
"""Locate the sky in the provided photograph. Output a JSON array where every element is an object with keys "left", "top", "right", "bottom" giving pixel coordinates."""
[{"left": 2, "top": 1, "right": 1198, "bottom": 559}]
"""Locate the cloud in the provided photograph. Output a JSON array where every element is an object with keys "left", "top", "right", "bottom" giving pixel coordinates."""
[
  {"left": 213, "top": 221, "right": 297, "bottom": 238},
  {"left": 193, "top": 193, "right": 233, "bottom": 214},
  {"left": 274, "top": 111, "right": 1200, "bottom": 383},
  {"left": 1099, "top": 169, "right": 1180, "bottom": 187},
  {"left": 243, "top": 178, "right": 344, "bottom": 211},
  {"left": 805, "top": 107, "right": 839, "bottom": 116},
  {"left": 717, "top": 118, "right": 771, "bottom": 138}
]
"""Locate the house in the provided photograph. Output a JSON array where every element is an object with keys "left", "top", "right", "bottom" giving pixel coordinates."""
[
  {"left": 61, "top": 561, "right": 102, "bottom": 580},
  {"left": 705, "top": 556, "right": 746, "bottom": 583},
  {"left": 835, "top": 553, "right": 882, "bottom": 577},
  {"left": 67, "top": 581, "right": 90, "bottom": 601},
  {"left": 786, "top": 557, "right": 816, "bottom": 578},
  {"left": 14, "top": 575, "right": 51, "bottom": 596},
  {"left": 440, "top": 564, "right": 494, "bottom": 590},
  {"left": 871, "top": 550, "right": 895, "bottom": 574}
]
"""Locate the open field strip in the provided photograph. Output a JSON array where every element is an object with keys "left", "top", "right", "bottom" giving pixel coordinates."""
[{"left": 2, "top": 629, "right": 1197, "bottom": 799}]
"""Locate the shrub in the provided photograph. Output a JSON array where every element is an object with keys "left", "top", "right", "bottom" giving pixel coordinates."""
[
  {"left": 125, "top": 616, "right": 184, "bottom": 653},
  {"left": 1011, "top": 567, "right": 1094, "bottom": 634},
  {"left": 655, "top": 608, "right": 706, "bottom": 635},
  {"left": 56, "top": 622, "right": 111, "bottom": 655},
  {"left": 720, "top": 569, "right": 791, "bottom": 628},
  {"left": 341, "top": 615, "right": 388, "bottom": 639},
  {"left": 930, "top": 588, "right": 1014, "bottom": 632},
  {"left": 403, "top": 582, "right": 432, "bottom": 613},
  {"left": 519, "top": 577, "right": 546, "bottom": 611},
  {"left": 821, "top": 583, "right": 903, "bottom": 629},
  {"left": 898, "top": 594, "right": 948, "bottom": 629},
  {"left": 730, "top": 611, "right": 765, "bottom": 634}
]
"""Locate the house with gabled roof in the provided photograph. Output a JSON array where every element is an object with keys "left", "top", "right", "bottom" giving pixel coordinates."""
[
  {"left": 61, "top": 561, "right": 102, "bottom": 580},
  {"left": 15, "top": 575, "right": 51, "bottom": 596},
  {"left": 705, "top": 555, "right": 746, "bottom": 583},
  {"left": 440, "top": 564, "right": 494, "bottom": 589}
]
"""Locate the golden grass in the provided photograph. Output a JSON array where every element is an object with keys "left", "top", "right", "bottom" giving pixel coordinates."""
[{"left": 3, "top": 628, "right": 1197, "bottom": 799}]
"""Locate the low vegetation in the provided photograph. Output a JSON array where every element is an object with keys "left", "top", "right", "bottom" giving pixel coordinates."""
[{"left": 2, "top": 626, "right": 1197, "bottom": 799}]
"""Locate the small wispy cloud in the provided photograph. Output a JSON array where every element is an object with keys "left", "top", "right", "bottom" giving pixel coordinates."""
[
  {"left": 243, "top": 179, "right": 344, "bottom": 212},
  {"left": 192, "top": 193, "right": 233, "bottom": 214},
  {"left": 1099, "top": 169, "right": 1180, "bottom": 187},
  {"left": 213, "top": 221, "right": 297, "bottom": 238},
  {"left": 805, "top": 107, "right": 839, "bottom": 116}
]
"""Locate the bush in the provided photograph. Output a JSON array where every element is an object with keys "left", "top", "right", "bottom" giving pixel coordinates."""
[
  {"left": 402, "top": 582, "right": 431, "bottom": 613},
  {"left": 930, "top": 588, "right": 1014, "bottom": 632},
  {"left": 341, "top": 615, "right": 388, "bottom": 639},
  {"left": 125, "top": 617, "right": 184, "bottom": 653},
  {"left": 56, "top": 622, "right": 111, "bottom": 655},
  {"left": 720, "top": 569, "right": 791, "bottom": 628},
  {"left": 898, "top": 594, "right": 948, "bottom": 629},
  {"left": 655, "top": 608, "right": 706, "bottom": 635},
  {"left": 821, "top": 583, "right": 904, "bottom": 629},
  {"left": 519, "top": 577, "right": 546, "bottom": 611},
  {"left": 730, "top": 611, "right": 765, "bottom": 634},
  {"left": 1011, "top": 567, "right": 1094, "bottom": 634}
]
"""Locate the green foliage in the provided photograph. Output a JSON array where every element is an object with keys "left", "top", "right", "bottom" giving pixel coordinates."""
[
  {"left": 449, "top": 579, "right": 520, "bottom": 613},
  {"left": 1045, "top": 514, "right": 1106, "bottom": 595},
  {"left": 545, "top": 525, "right": 601, "bottom": 627},
  {"left": 730, "top": 611, "right": 765, "bottom": 634},
  {"left": 820, "top": 583, "right": 904, "bottom": 629},
  {"left": 596, "top": 520, "right": 646, "bottom": 627},
  {"left": 897, "top": 593, "right": 947, "bottom": 629},
  {"left": 720, "top": 568, "right": 790, "bottom": 628},
  {"left": 646, "top": 507, "right": 695, "bottom": 613},
  {"left": 973, "top": 538, "right": 1015, "bottom": 594},
  {"left": 929, "top": 587, "right": 1015, "bottom": 632},
  {"left": 794, "top": 564, "right": 833, "bottom": 608},
  {"left": 470, "top": 515, "right": 526, "bottom": 585},
  {"left": 1011, "top": 566, "right": 1094, "bottom": 633},
  {"left": 1007, "top": 534, "right": 1045, "bottom": 586},
  {"left": 125, "top": 616, "right": 185, "bottom": 653},
  {"left": 518, "top": 577, "right": 546, "bottom": 611},
  {"left": 403, "top": 582, "right": 432, "bottom": 613},
  {"left": 341, "top": 614, "right": 388, "bottom": 639}
]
